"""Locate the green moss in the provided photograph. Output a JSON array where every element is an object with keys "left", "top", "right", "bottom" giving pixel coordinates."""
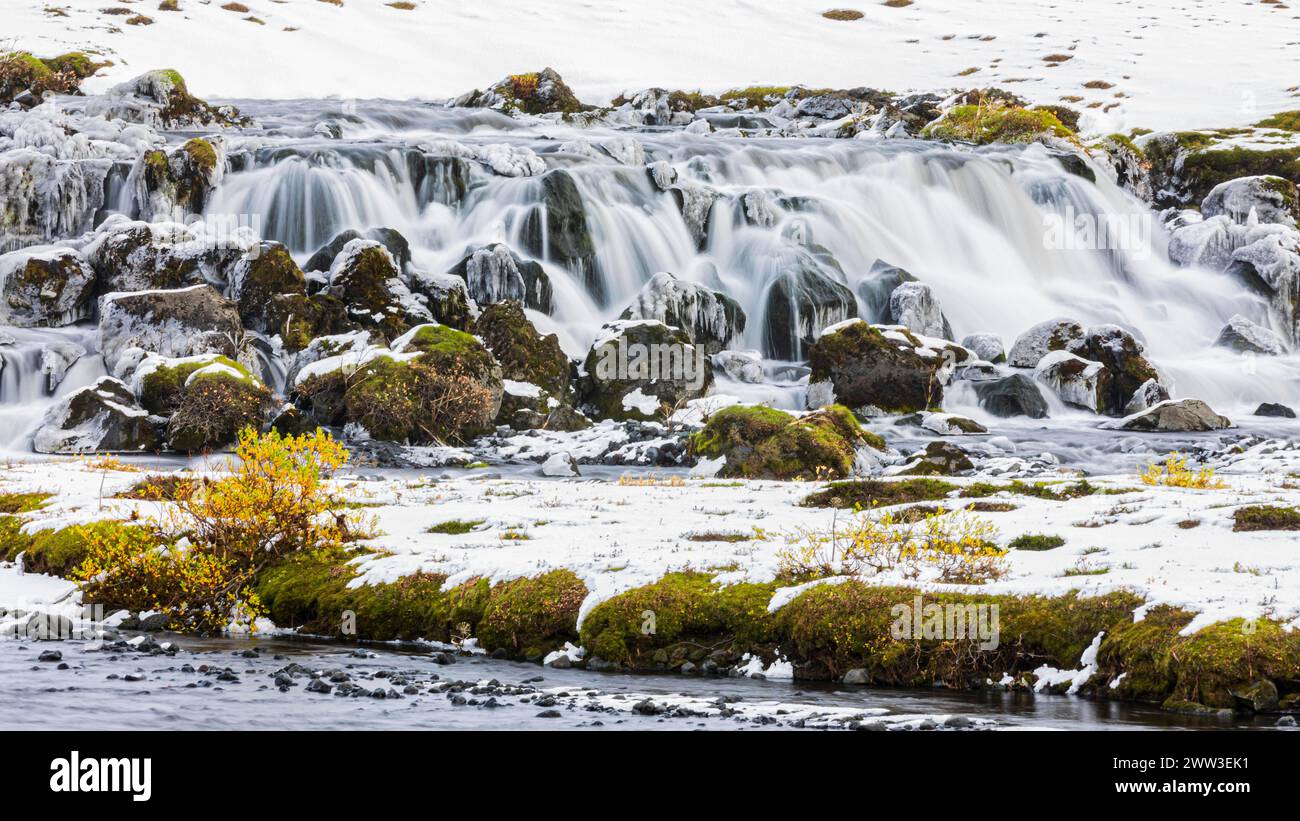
[
  {"left": 0, "top": 518, "right": 149, "bottom": 577},
  {"left": 688, "top": 405, "right": 872, "bottom": 481},
  {"left": 1255, "top": 111, "right": 1300, "bottom": 131},
  {"left": 166, "top": 372, "right": 270, "bottom": 453},
  {"left": 180, "top": 137, "right": 218, "bottom": 174},
  {"left": 688, "top": 405, "right": 793, "bottom": 458},
  {"left": 800, "top": 478, "right": 959, "bottom": 509},
  {"left": 427, "top": 519, "right": 485, "bottom": 535},
  {"left": 579, "top": 572, "right": 778, "bottom": 665},
  {"left": 0, "top": 492, "right": 53, "bottom": 514},
  {"left": 474, "top": 301, "right": 569, "bottom": 397},
  {"left": 477, "top": 569, "right": 588, "bottom": 658},
  {"left": 923, "top": 104, "right": 1074, "bottom": 145},
  {"left": 1181, "top": 145, "right": 1300, "bottom": 195},
  {"left": 719, "top": 86, "right": 793, "bottom": 109},
  {"left": 1232, "top": 505, "right": 1300, "bottom": 532},
  {"left": 41, "top": 51, "right": 108, "bottom": 80},
  {"left": 1009, "top": 533, "right": 1066, "bottom": 551}
]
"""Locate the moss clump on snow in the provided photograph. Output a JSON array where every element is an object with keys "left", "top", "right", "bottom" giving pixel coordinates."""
[
  {"left": 923, "top": 103, "right": 1074, "bottom": 145},
  {"left": 688, "top": 404, "right": 880, "bottom": 481},
  {"left": 1232, "top": 505, "right": 1300, "bottom": 532}
]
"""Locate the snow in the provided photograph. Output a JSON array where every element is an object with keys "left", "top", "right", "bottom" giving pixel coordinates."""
[
  {"left": 621, "top": 387, "right": 661, "bottom": 416},
  {"left": 8, "top": 1, "right": 1297, "bottom": 134}
]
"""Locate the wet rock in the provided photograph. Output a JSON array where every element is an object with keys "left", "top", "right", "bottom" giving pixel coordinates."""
[
  {"left": 620, "top": 271, "right": 745, "bottom": 354},
  {"left": 0, "top": 246, "right": 96, "bottom": 327},
  {"left": 1007, "top": 317, "right": 1086, "bottom": 368},
  {"left": 920, "top": 412, "right": 988, "bottom": 435},
  {"left": 961, "top": 333, "right": 1006, "bottom": 364},
  {"left": 1202, "top": 175, "right": 1299, "bottom": 228},
  {"left": 807, "top": 320, "right": 956, "bottom": 413},
  {"left": 447, "top": 243, "right": 553, "bottom": 314},
  {"left": 712, "top": 349, "right": 765, "bottom": 383},
  {"left": 1068, "top": 325, "right": 1163, "bottom": 415},
  {"left": 541, "top": 451, "right": 580, "bottom": 477},
  {"left": 1034, "top": 350, "right": 1110, "bottom": 414},
  {"left": 857, "top": 260, "right": 917, "bottom": 322},
  {"left": 1215, "top": 314, "right": 1289, "bottom": 356},
  {"left": 1230, "top": 679, "right": 1280, "bottom": 713},
  {"left": 97, "top": 284, "right": 242, "bottom": 372},
  {"left": 325, "top": 239, "right": 431, "bottom": 343},
  {"left": 229, "top": 241, "right": 309, "bottom": 336},
  {"left": 972, "top": 373, "right": 1049, "bottom": 418},
  {"left": 1101, "top": 398, "right": 1232, "bottom": 432},
  {"left": 519, "top": 170, "right": 598, "bottom": 299},
  {"left": 83, "top": 217, "right": 251, "bottom": 294},
  {"left": 1123, "top": 378, "right": 1171, "bottom": 415},
  {"left": 580, "top": 320, "right": 712, "bottom": 422},
  {"left": 842, "top": 668, "right": 869, "bottom": 685},
  {"left": 1254, "top": 402, "right": 1296, "bottom": 418},
  {"left": 458, "top": 68, "right": 588, "bottom": 117},
  {"left": 32, "top": 376, "right": 159, "bottom": 454},
  {"left": 305, "top": 227, "right": 412, "bottom": 275},
  {"left": 93, "top": 69, "right": 247, "bottom": 129},
  {"left": 760, "top": 244, "right": 858, "bottom": 360},
  {"left": 133, "top": 138, "right": 224, "bottom": 218},
  {"left": 38, "top": 650, "right": 62, "bottom": 662},
  {"left": 690, "top": 404, "right": 876, "bottom": 481},
  {"left": 475, "top": 300, "right": 570, "bottom": 398},
  {"left": 407, "top": 271, "right": 475, "bottom": 331},
  {"left": 899, "top": 440, "right": 974, "bottom": 476},
  {"left": 888, "top": 281, "right": 953, "bottom": 340}
]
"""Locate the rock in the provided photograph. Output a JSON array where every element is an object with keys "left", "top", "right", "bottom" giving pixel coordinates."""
[
  {"left": 304, "top": 228, "right": 412, "bottom": 275},
  {"left": 1034, "top": 350, "right": 1111, "bottom": 413},
  {"left": 712, "top": 350, "right": 765, "bottom": 383},
  {"left": 448, "top": 243, "right": 553, "bottom": 314},
  {"left": 961, "top": 333, "right": 1006, "bottom": 364},
  {"left": 38, "top": 650, "right": 63, "bottom": 662},
  {"left": 32, "top": 376, "right": 158, "bottom": 454},
  {"left": 1215, "top": 314, "right": 1289, "bottom": 356},
  {"left": 133, "top": 138, "right": 223, "bottom": 218},
  {"left": 475, "top": 301, "right": 570, "bottom": 397},
  {"left": 920, "top": 412, "right": 988, "bottom": 435},
  {"left": 1224, "top": 227, "right": 1300, "bottom": 345},
  {"left": 688, "top": 404, "right": 876, "bottom": 481},
  {"left": 581, "top": 320, "right": 712, "bottom": 422},
  {"left": 325, "top": 239, "right": 431, "bottom": 342},
  {"left": 83, "top": 217, "right": 251, "bottom": 293},
  {"left": 1101, "top": 399, "right": 1232, "bottom": 432},
  {"left": 900, "top": 440, "right": 974, "bottom": 476},
  {"left": 39, "top": 341, "right": 86, "bottom": 393},
  {"left": 668, "top": 181, "right": 721, "bottom": 250},
  {"left": 137, "top": 612, "right": 169, "bottom": 632},
  {"left": 1254, "top": 402, "right": 1296, "bottom": 418},
  {"left": 0, "top": 247, "right": 96, "bottom": 327},
  {"left": 229, "top": 241, "right": 309, "bottom": 335},
  {"left": 541, "top": 451, "right": 579, "bottom": 477},
  {"left": 460, "top": 68, "right": 587, "bottom": 116},
  {"left": 97, "top": 285, "right": 243, "bottom": 373},
  {"left": 760, "top": 244, "right": 858, "bottom": 360},
  {"left": 807, "top": 320, "right": 959, "bottom": 413},
  {"left": 1122, "top": 378, "right": 1171, "bottom": 415},
  {"left": 519, "top": 170, "right": 598, "bottom": 299},
  {"left": 620, "top": 272, "right": 745, "bottom": 354},
  {"left": 842, "top": 668, "right": 870, "bottom": 685},
  {"left": 93, "top": 69, "right": 247, "bottom": 129},
  {"left": 407, "top": 271, "right": 475, "bottom": 331},
  {"left": 1202, "top": 176, "right": 1299, "bottom": 228},
  {"left": 1230, "top": 679, "right": 1280, "bottom": 713},
  {"left": 888, "top": 281, "right": 953, "bottom": 340},
  {"left": 972, "top": 373, "right": 1049, "bottom": 418},
  {"left": 1008, "top": 318, "right": 1086, "bottom": 368},
  {"left": 163, "top": 360, "right": 273, "bottom": 453},
  {"left": 1067, "top": 325, "right": 1162, "bottom": 415},
  {"left": 857, "top": 260, "right": 917, "bottom": 322}
]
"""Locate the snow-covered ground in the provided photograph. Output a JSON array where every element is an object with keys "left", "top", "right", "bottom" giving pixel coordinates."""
[
  {"left": 9, "top": 0, "right": 1299, "bottom": 134},
  {"left": 4, "top": 435, "right": 1300, "bottom": 637}
]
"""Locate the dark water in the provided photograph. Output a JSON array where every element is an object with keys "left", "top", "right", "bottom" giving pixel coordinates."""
[{"left": 0, "top": 634, "right": 1282, "bottom": 731}]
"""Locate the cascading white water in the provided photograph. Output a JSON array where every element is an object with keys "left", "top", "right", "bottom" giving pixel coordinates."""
[
  {"left": 0, "top": 326, "right": 105, "bottom": 451},
  {"left": 4, "top": 97, "right": 1297, "bottom": 455}
]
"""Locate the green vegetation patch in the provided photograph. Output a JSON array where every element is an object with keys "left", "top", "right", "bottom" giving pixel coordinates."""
[
  {"left": 1009, "top": 533, "right": 1066, "bottom": 551},
  {"left": 0, "top": 518, "right": 149, "bottom": 577},
  {"left": 923, "top": 104, "right": 1074, "bottom": 145},
  {"left": 427, "top": 519, "right": 485, "bottom": 535},
  {"left": 1233, "top": 505, "right": 1300, "bottom": 532}
]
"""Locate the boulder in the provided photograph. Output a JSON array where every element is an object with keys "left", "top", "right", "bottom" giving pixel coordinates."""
[
  {"left": 83, "top": 217, "right": 251, "bottom": 293},
  {"left": 1215, "top": 314, "right": 1289, "bottom": 356},
  {"left": 519, "top": 170, "right": 598, "bottom": 299},
  {"left": 899, "top": 440, "right": 974, "bottom": 476},
  {"left": 0, "top": 247, "right": 96, "bottom": 327},
  {"left": 920, "top": 412, "right": 988, "bottom": 436},
  {"left": 1201, "top": 176, "right": 1299, "bottom": 228},
  {"left": 858, "top": 260, "right": 917, "bottom": 322},
  {"left": 94, "top": 69, "right": 247, "bottom": 129},
  {"left": 972, "top": 374, "right": 1049, "bottom": 418},
  {"left": 888, "top": 281, "right": 953, "bottom": 340},
  {"left": 1068, "top": 325, "right": 1162, "bottom": 415},
  {"left": 807, "top": 320, "right": 957, "bottom": 414},
  {"left": 229, "top": 242, "right": 308, "bottom": 334},
  {"left": 32, "top": 377, "right": 158, "bottom": 454},
  {"left": 458, "top": 68, "right": 588, "bottom": 116},
  {"left": 620, "top": 272, "right": 745, "bottom": 354},
  {"left": 1254, "top": 402, "right": 1296, "bottom": 418},
  {"left": 475, "top": 301, "right": 570, "bottom": 398},
  {"left": 164, "top": 361, "right": 274, "bottom": 452},
  {"left": 712, "top": 350, "right": 765, "bottom": 384},
  {"left": 1007, "top": 317, "right": 1086, "bottom": 368},
  {"left": 304, "top": 228, "right": 413, "bottom": 275},
  {"left": 961, "top": 333, "right": 1006, "bottom": 364},
  {"left": 581, "top": 320, "right": 712, "bottom": 422},
  {"left": 97, "top": 285, "right": 242, "bottom": 372},
  {"left": 325, "top": 239, "right": 431, "bottom": 342},
  {"left": 688, "top": 404, "right": 876, "bottom": 481},
  {"left": 760, "top": 245, "right": 858, "bottom": 360},
  {"left": 1100, "top": 399, "right": 1232, "bottom": 432},
  {"left": 541, "top": 451, "right": 580, "bottom": 477},
  {"left": 1034, "top": 350, "right": 1110, "bottom": 413},
  {"left": 447, "top": 243, "right": 553, "bottom": 314},
  {"left": 1123, "top": 378, "right": 1171, "bottom": 415},
  {"left": 133, "top": 138, "right": 223, "bottom": 219},
  {"left": 407, "top": 271, "right": 475, "bottom": 332}
]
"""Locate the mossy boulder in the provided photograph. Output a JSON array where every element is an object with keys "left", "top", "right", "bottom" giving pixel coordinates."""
[
  {"left": 688, "top": 404, "right": 880, "bottom": 481},
  {"left": 84, "top": 219, "right": 247, "bottom": 293},
  {"left": 476, "top": 570, "right": 589, "bottom": 659},
  {"left": 580, "top": 320, "right": 712, "bottom": 421},
  {"left": 407, "top": 271, "right": 474, "bottom": 332},
  {"left": 620, "top": 272, "right": 745, "bottom": 355},
  {"left": 135, "top": 138, "right": 222, "bottom": 217},
  {"left": 1068, "top": 325, "right": 1161, "bottom": 415},
  {"left": 164, "top": 361, "right": 272, "bottom": 452},
  {"left": 325, "top": 239, "right": 431, "bottom": 342},
  {"left": 32, "top": 376, "right": 159, "bottom": 454},
  {"left": 229, "top": 242, "right": 309, "bottom": 334},
  {"left": 0, "top": 247, "right": 96, "bottom": 327},
  {"left": 806, "top": 320, "right": 953, "bottom": 413},
  {"left": 0, "top": 50, "right": 96, "bottom": 105},
  {"left": 101, "top": 69, "right": 247, "bottom": 129},
  {"left": 460, "top": 67, "right": 589, "bottom": 117},
  {"left": 448, "top": 243, "right": 553, "bottom": 314},
  {"left": 1201, "top": 175, "right": 1300, "bottom": 227},
  {"left": 1142, "top": 130, "right": 1300, "bottom": 208},
  {"left": 475, "top": 301, "right": 570, "bottom": 397},
  {"left": 304, "top": 227, "right": 412, "bottom": 275},
  {"left": 137, "top": 354, "right": 253, "bottom": 415}
]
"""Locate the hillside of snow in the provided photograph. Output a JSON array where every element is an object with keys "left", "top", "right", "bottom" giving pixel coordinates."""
[{"left": 9, "top": 0, "right": 1300, "bottom": 135}]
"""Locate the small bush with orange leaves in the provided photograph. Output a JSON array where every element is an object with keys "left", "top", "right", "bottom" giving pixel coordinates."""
[{"left": 75, "top": 428, "right": 356, "bottom": 632}]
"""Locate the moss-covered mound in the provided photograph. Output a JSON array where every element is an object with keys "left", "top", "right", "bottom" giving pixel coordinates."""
[
  {"left": 807, "top": 321, "right": 951, "bottom": 413},
  {"left": 800, "top": 477, "right": 958, "bottom": 508},
  {"left": 0, "top": 518, "right": 147, "bottom": 577},
  {"left": 139, "top": 357, "right": 270, "bottom": 452},
  {"left": 138, "top": 138, "right": 222, "bottom": 214},
  {"left": 1232, "top": 505, "right": 1300, "bottom": 532},
  {"left": 923, "top": 103, "right": 1074, "bottom": 145},
  {"left": 253, "top": 551, "right": 587, "bottom": 656},
  {"left": 0, "top": 50, "right": 106, "bottom": 104},
  {"left": 688, "top": 404, "right": 880, "bottom": 480},
  {"left": 1143, "top": 129, "right": 1300, "bottom": 207},
  {"left": 474, "top": 301, "right": 570, "bottom": 397},
  {"left": 231, "top": 242, "right": 308, "bottom": 335}
]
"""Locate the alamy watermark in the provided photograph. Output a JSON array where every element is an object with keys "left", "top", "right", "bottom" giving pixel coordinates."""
[
  {"left": 1043, "top": 205, "right": 1153, "bottom": 259},
  {"left": 593, "top": 336, "right": 708, "bottom": 392}
]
